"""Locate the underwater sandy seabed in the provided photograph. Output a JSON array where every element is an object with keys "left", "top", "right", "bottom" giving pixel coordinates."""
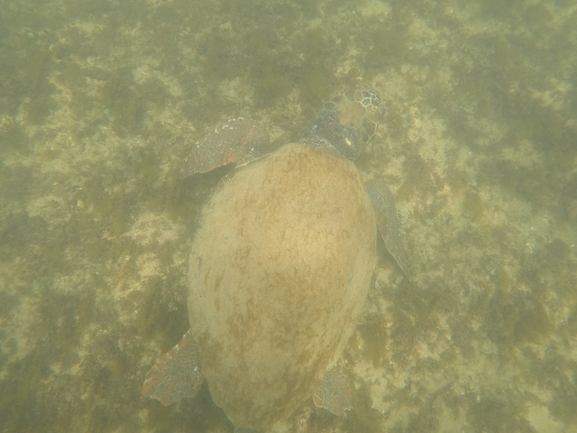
[{"left": 1, "top": 0, "right": 576, "bottom": 432}]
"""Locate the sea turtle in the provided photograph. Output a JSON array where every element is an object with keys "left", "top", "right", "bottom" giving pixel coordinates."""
[{"left": 142, "top": 89, "right": 411, "bottom": 432}]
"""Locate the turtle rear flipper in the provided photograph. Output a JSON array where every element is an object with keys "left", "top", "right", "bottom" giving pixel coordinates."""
[
  {"left": 142, "top": 330, "right": 204, "bottom": 406},
  {"left": 180, "top": 118, "right": 270, "bottom": 177},
  {"left": 313, "top": 367, "right": 352, "bottom": 416},
  {"left": 366, "top": 179, "right": 412, "bottom": 281}
]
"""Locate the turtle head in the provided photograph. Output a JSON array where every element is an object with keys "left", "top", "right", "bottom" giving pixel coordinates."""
[{"left": 301, "top": 90, "right": 384, "bottom": 161}]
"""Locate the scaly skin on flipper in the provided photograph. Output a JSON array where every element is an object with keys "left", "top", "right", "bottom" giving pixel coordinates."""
[
  {"left": 312, "top": 367, "right": 352, "bottom": 416},
  {"left": 366, "top": 178, "right": 412, "bottom": 281},
  {"left": 180, "top": 118, "right": 270, "bottom": 177},
  {"left": 142, "top": 330, "right": 203, "bottom": 406}
]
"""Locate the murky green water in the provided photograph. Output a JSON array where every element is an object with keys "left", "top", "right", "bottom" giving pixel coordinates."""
[{"left": 1, "top": 0, "right": 576, "bottom": 432}]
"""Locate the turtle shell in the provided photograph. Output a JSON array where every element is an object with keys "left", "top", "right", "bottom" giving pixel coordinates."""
[{"left": 187, "top": 143, "right": 377, "bottom": 430}]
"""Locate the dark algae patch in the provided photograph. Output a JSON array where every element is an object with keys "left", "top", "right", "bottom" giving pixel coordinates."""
[
  {"left": 357, "top": 312, "right": 389, "bottom": 369},
  {"left": 467, "top": 394, "right": 535, "bottom": 433}
]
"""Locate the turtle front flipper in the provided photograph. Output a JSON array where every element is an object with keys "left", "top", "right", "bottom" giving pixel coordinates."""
[
  {"left": 313, "top": 368, "right": 352, "bottom": 416},
  {"left": 142, "top": 329, "right": 204, "bottom": 406},
  {"left": 366, "top": 179, "right": 412, "bottom": 281},
  {"left": 180, "top": 118, "right": 270, "bottom": 177}
]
